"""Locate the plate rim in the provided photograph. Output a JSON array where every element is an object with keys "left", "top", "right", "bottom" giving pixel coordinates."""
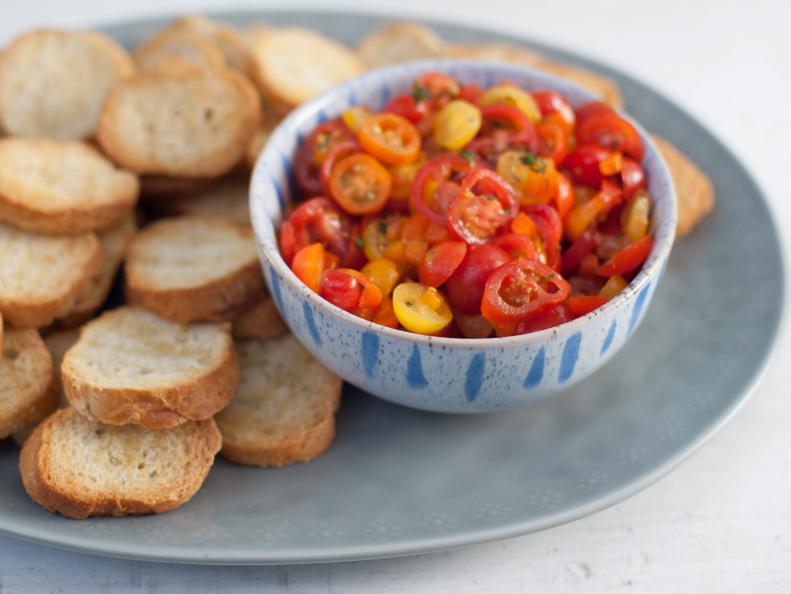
[{"left": 0, "top": 8, "right": 785, "bottom": 565}]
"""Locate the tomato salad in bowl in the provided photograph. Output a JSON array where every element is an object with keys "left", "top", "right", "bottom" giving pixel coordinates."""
[{"left": 279, "top": 71, "right": 655, "bottom": 339}]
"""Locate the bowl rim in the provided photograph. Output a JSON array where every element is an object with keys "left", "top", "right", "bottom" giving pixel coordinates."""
[{"left": 250, "top": 58, "right": 677, "bottom": 349}]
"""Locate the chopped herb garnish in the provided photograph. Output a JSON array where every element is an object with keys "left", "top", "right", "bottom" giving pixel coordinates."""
[
  {"left": 411, "top": 84, "right": 430, "bottom": 103},
  {"left": 405, "top": 299, "right": 415, "bottom": 308},
  {"left": 544, "top": 273, "right": 556, "bottom": 281},
  {"left": 459, "top": 150, "right": 476, "bottom": 164},
  {"left": 354, "top": 236, "right": 364, "bottom": 249},
  {"left": 377, "top": 221, "right": 388, "bottom": 235},
  {"left": 520, "top": 151, "right": 547, "bottom": 173}
]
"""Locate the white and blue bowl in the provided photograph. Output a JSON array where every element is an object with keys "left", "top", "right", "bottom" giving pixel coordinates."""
[{"left": 250, "top": 59, "right": 677, "bottom": 413}]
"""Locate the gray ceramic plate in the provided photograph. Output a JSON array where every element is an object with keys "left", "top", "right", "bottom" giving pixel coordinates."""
[{"left": 0, "top": 10, "right": 784, "bottom": 565}]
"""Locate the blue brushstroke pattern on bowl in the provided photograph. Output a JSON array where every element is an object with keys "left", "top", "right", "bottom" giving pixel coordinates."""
[{"left": 250, "top": 59, "right": 677, "bottom": 413}]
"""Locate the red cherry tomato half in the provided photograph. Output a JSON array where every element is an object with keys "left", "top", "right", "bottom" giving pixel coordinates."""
[
  {"left": 480, "top": 102, "right": 535, "bottom": 134},
  {"left": 596, "top": 234, "right": 653, "bottom": 277},
  {"left": 522, "top": 203, "right": 563, "bottom": 269},
  {"left": 418, "top": 241, "right": 468, "bottom": 287},
  {"left": 460, "top": 83, "right": 482, "bottom": 104},
  {"left": 532, "top": 91, "right": 575, "bottom": 134},
  {"left": 574, "top": 101, "right": 615, "bottom": 126},
  {"left": 555, "top": 172, "right": 574, "bottom": 219},
  {"left": 279, "top": 197, "right": 354, "bottom": 265},
  {"left": 384, "top": 94, "right": 430, "bottom": 126},
  {"left": 481, "top": 258, "right": 571, "bottom": 324},
  {"left": 567, "top": 294, "right": 609, "bottom": 316},
  {"left": 464, "top": 128, "right": 539, "bottom": 166},
  {"left": 449, "top": 167, "right": 519, "bottom": 244},
  {"left": 505, "top": 303, "right": 574, "bottom": 336},
  {"left": 492, "top": 233, "right": 539, "bottom": 260},
  {"left": 320, "top": 268, "right": 362, "bottom": 311},
  {"left": 416, "top": 71, "right": 461, "bottom": 108},
  {"left": 445, "top": 244, "right": 511, "bottom": 315},
  {"left": 564, "top": 144, "right": 612, "bottom": 188},
  {"left": 294, "top": 120, "right": 353, "bottom": 196},
  {"left": 620, "top": 158, "right": 646, "bottom": 199},
  {"left": 561, "top": 230, "right": 596, "bottom": 276},
  {"left": 577, "top": 112, "right": 644, "bottom": 161},
  {"left": 410, "top": 154, "right": 471, "bottom": 226},
  {"left": 536, "top": 120, "right": 568, "bottom": 164}
]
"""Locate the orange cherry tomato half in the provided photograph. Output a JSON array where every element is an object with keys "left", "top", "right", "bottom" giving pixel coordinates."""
[
  {"left": 536, "top": 120, "right": 568, "bottom": 163},
  {"left": 481, "top": 258, "right": 571, "bottom": 324},
  {"left": 329, "top": 153, "right": 392, "bottom": 215},
  {"left": 576, "top": 112, "right": 644, "bottom": 161},
  {"left": 567, "top": 294, "right": 609, "bottom": 316},
  {"left": 293, "top": 243, "right": 338, "bottom": 293},
  {"left": 419, "top": 241, "right": 468, "bottom": 287},
  {"left": 319, "top": 138, "right": 359, "bottom": 189},
  {"left": 358, "top": 113, "right": 421, "bottom": 166},
  {"left": 555, "top": 173, "right": 574, "bottom": 219},
  {"left": 532, "top": 91, "right": 576, "bottom": 134},
  {"left": 596, "top": 234, "right": 653, "bottom": 277}
]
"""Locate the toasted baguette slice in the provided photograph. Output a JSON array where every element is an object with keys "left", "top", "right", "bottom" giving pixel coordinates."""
[
  {"left": 357, "top": 22, "right": 448, "bottom": 68},
  {"left": 216, "top": 335, "right": 342, "bottom": 467},
  {"left": 0, "top": 139, "right": 139, "bottom": 235},
  {"left": 0, "top": 329, "right": 57, "bottom": 439},
  {"left": 0, "top": 223, "right": 101, "bottom": 328},
  {"left": 134, "top": 28, "right": 226, "bottom": 72},
  {"left": 250, "top": 27, "right": 363, "bottom": 107},
  {"left": 172, "top": 15, "right": 255, "bottom": 77},
  {"left": 232, "top": 297, "right": 287, "bottom": 340},
  {"left": 126, "top": 216, "right": 265, "bottom": 323},
  {"left": 448, "top": 42, "right": 543, "bottom": 67},
  {"left": 150, "top": 177, "right": 251, "bottom": 225},
  {"left": 56, "top": 213, "right": 137, "bottom": 327},
  {"left": 0, "top": 29, "right": 134, "bottom": 140},
  {"left": 97, "top": 65, "right": 260, "bottom": 178},
  {"left": 62, "top": 307, "right": 238, "bottom": 429},
  {"left": 0, "top": 311, "right": 3, "bottom": 351},
  {"left": 19, "top": 408, "right": 221, "bottom": 519},
  {"left": 652, "top": 135, "right": 715, "bottom": 237}
]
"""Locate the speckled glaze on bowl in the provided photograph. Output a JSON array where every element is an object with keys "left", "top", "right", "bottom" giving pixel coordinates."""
[{"left": 250, "top": 60, "right": 677, "bottom": 413}]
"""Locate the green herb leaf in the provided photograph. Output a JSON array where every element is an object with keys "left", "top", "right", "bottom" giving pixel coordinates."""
[
  {"left": 377, "top": 221, "right": 388, "bottom": 235},
  {"left": 459, "top": 150, "right": 476, "bottom": 164},
  {"left": 354, "top": 236, "right": 364, "bottom": 249},
  {"left": 411, "top": 84, "right": 430, "bottom": 103},
  {"left": 520, "top": 151, "right": 547, "bottom": 173}
]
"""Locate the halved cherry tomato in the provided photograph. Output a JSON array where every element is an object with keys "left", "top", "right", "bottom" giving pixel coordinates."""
[
  {"left": 293, "top": 243, "right": 338, "bottom": 293},
  {"left": 454, "top": 311, "right": 494, "bottom": 338},
  {"left": 329, "top": 153, "right": 392, "bottom": 215},
  {"left": 555, "top": 173, "right": 574, "bottom": 219},
  {"left": 577, "top": 112, "right": 644, "bottom": 161},
  {"left": 536, "top": 120, "right": 568, "bottom": 163},
  {"left": 319, "top": 138, "right": 359, "bottom": 189},
  {"left": 598, "top": 274, "right": 628, "bottom": 299},
  {"left": 479, "top": 84, "right": 541, "bottom": 122},
  {"left": 506, "top": 303, "right": 574, "bottom": 335},
  {"left": 392, "top": 282, "right": 453, "bottom": 335},
  {"left": 410, "top": 154, "right": 470, "bottom": 226},
  {"left": 384, "top": 94, "right": 430, "bottom": 126},
  {"left": 294, "top": 120, "right": 353, "bottom": 196},
  {"left": 450, "top": 167, "right": 519, "bottom": 244},
  {"left": 561, "top": 230, "right": 596, "bottom": 276},
  {"left": 419, "top": 241, "right": 467, "bottom": 287},
  {"left": 532, "top": 91, "right": 575, "bottom": 134},
  {"left": 574, "top": 101, "right": 614, "bottom": 126},
  {"left": 620, "top": 158, "right": 646, "bottom": 199},
  {"left": 320, "top": 268, "right": 362, "bottom": 311},
  {"left": 596, "top": 235, "right": 653, "bottom": 276},
  {"left": 480, "top": 102, "right": 535, "bottom": 134},
  {"left": 344, "top": 269, "right": 383, "bottom": 310},
  {"left": 280, "top": 197, "right": 353, "bottom": 265},
  {"left": 361, "top": 258, "right": 401, "bottom": 295},
  {"left": 564, "top": 144, "right": 611, "bottom": 188},
  {"left": 372, "top": 296, "right": 399, "bottom": 328},
  {"left": 598, "top": 151, "right": 623, "bottom": 176},
  {"left": 567, "top": 295, "right": 608, "bottom": 316},
  {"left": 496, "top": 150, "right": 558, "bottom": 205},
  {"left": 388, "top": 156, "right": 425, "bottom": 203},
  {"left": 445, "top": 244, "right": 511, "bottom": 315},
  {"left": 361, "top": 215, "right": 404, "bottom": 261},
  {"left": 464, "top": 128, "right": 539, "bottom": 165},
  {"left": 358, "top": 113, "right": 421, "bottom": 166},
  {"left": 523, "top": 203, "right": 563, "bottom": 269},
  {"left": 481, "top": 258, "right": 570, "bottom": 324},
  {"left": 621, "top": 190, "right": 651, "bottom": 242},
  {"left": 416, "top": 72, "right": 461, "bottom": 108},
  {"left": 432, "top": 100, "right": 481, "bottom": 150},
  {"left": 341, "top": 106, "right": 373, "bottom": 132},
  {"left": 564, "top": 180, "right": 623, "bottom": 240},
  {"left": 459, "top": 83, "right": 482, "bottom": 104},
  {"left": 493, "top": 233, "right": 539, "bottom": 260}
]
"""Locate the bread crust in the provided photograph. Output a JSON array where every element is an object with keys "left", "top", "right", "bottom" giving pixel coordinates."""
[
  {"left": 61, "top": 308, "right": 238, "bottom": 429},
  {"left": 19, "top": 408, "right": 222, "bottom": 519},
  {"left": 358, "top": 22, "right": 448, "bottom": 68},
  {"left": 232, "top": 297, "right": 287, "bottom": 340},
  {"left": 97, "top": 66, "right": 260, "bottom": 178},
  {"left": 0, "top": 139, "right": 139, "bottom": 235},
  {"left": 134, "top": 28, "right": 226, "bottom": 72}
]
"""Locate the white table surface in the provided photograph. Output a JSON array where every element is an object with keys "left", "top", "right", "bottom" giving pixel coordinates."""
[{"left": 1, "top": 0, "right": 789, "bottom": 592}]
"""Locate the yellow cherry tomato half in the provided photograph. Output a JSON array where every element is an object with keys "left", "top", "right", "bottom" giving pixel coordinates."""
[
  {"left": 341, "top": 106, "right": 374, "bottom": 132},
  {"left": 479, "top": 84, "right": 541, "bottom": 123},
  {"left": 598, "top": 274, "right": 628, "bottom": 299},
  {"left": 432, "top": 99, "right": 482, "bottom": 151},
  {"left": 392, "top": 282, "right": 453, "bottom": 335},
  {"left": 620, "top": 190, "right": 651, "bottom": 242},
  {"left": 496, "top": 150, "right": 558, "bottom": 205},
  {"left": 361, "top": 258, "right": 401, "bottom": 295},
  {"left": 358, "top": 113, "right": 421, "bottom": 166}
]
